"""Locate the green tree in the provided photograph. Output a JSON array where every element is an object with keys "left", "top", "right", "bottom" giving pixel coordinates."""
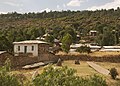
[
  {"left": 61, "top": 33, "right": 72, "bottom": 53},
  {"left": 33, "top": 65, "right": 107, "bottom": 86}
]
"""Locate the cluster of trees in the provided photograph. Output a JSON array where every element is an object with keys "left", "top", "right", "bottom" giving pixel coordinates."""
[
  {"left": 0, "top": 61, "right": 107, "bottom": 86},
  {"left": 76, "top": 45, "right": 91, "bottom": 54},
  {"left": 0, "top": 8, "right": 120, "bottom": 52},
  {"left": 33, "top": 65, "right": 107, "bottom": 86}
]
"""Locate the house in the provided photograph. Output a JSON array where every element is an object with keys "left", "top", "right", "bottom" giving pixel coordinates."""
[
  {"left": 89, "top": 30, "right": 97, "bottom": 36},
  {"left": 13, "top": 40, "right": 49, "bottom": 57},
  {"left": 100, "top": 46, "right": 120, "bottom": 52}
]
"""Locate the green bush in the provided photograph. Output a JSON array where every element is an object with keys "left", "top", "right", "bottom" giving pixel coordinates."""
[
  {"left": 110, "top": 68, "right": 119, "bottom": 79},
  {"left": 0, "top": 58, "right": 21, "bottom": 86},
  {"left": 0, "top": 72, "right": 21, "bottom": 86},
  {"left": 33, "top": 65, "right": 107, "bottom": 86},
  {"left": 75, "top": 60, "right": 80, "bottom": 65},
  {"left": 76, "top": 45, "right": 91, "bottom": 54}
]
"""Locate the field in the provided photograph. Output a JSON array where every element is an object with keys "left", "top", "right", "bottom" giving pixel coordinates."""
[
  {"left": 57, "top": 51, "right": 120, "bottom": 57},
  {"left": 12, "top": 60, "right": 120, "bottom": 86}
]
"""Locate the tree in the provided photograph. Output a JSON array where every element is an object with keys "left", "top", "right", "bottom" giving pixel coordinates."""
[
  {"left": 61, "top": 33, "right": 72, "bottom": 53},
  {"left": 45, "top": 35, "right": 54, "bottom": 43},
  {"left": 33, "top": 65, "right": 107, "bottom": 86},
  {"left": 76, "top": 45, "right": 91, "bottom": 54},
  {"left": 110, "top": 68, "right": 119, "bottom": 80}
]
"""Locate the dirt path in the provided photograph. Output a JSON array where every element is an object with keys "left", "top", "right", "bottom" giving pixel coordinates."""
[{"left": 87, "top": 62, "right": 110, "bottom": 75}]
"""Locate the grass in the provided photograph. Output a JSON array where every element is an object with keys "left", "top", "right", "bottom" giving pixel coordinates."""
[
  {"left": 57, "top": 51, "right": 120, "bottom": 57},
  {"left": 95, "top": 62, "right": 120, "bottom": 86},
  {"left": 63, "top": 61, "right": 99, "bottom": 76},
  {"left": 11, "top": 60, "right": 120, "bottom": 86}
]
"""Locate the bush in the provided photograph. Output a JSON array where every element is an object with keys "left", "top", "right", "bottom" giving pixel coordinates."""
[
  {"left": 0, "top": 58, "right": 21, "bottom": 86},
  {"left": 0, "top": 72, "right": 21, "bottom": 86},
  {"left": 33, "top": 65, "right": 107, "bottom": 86},
  {"left": 75, "top": 60, "right": 80, "bottom": 65},
  {"left": 110, "top": 68, "right": 119, "bottom": 79},
  {"left": 76, "top": 45, "right": 91, "bottom": 54}
]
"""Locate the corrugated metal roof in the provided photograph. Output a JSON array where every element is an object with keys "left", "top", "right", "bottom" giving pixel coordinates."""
[
  {"left": 13, "top": 40, "right": 47, "bottom": 44},
  {"left": 103, "top": 46, "right": 120, "bottom": 49},
  {"left": 100, "top": 49, "right": 120, "bottom": 52},
  {"left": 0, "top": 51, "right": 6, "bottom": 54}
]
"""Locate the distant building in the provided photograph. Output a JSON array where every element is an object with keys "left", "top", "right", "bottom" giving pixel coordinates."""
[{"left": 89, "top": 30, "right": 97, "bottom": 36}]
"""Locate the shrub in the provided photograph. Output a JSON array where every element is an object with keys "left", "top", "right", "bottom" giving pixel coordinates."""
[
  {"left": 33, "top": 65, "right": 107, "bottom": 86},
  {"left": 0, "top": 58, "right": 21, "bottom": 86},
  {"left": 75, "top": 60, "right": 80, "bottom": 65},
  {"left": 110, "top": 68, "right": 119, "bottom": 79},
  {"left": 0, "top": 72, "right": 21, "bottom": 86},
  {"left": 76, "top": 45, "right": 91, "bottom": 54}
]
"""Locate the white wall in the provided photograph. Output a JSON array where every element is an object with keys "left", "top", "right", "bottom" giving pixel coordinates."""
[{"left": 14, "top": 44, "right": 38, "bottom": 56}]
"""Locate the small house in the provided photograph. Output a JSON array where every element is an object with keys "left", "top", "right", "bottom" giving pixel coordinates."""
[
  {"left": 13, "top": 40, "right": 49, "bottom": 57},
  {"left": 89, "top": 30, "right": 97, "bottom": 36}
]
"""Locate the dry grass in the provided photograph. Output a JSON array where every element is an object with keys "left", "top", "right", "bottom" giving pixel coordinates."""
[
  {"left": 63, "top": 60, "right": 99, "bottom": 76},
  {"left": 57, "top": 51, "right": 120, "bottom": 57},
  {"left": 11, "top": 61, "right": 120, "bottom": 86},
  {"left": 95, "top": 62, "right": 120, "bottom": 86},
  {"left": 90, "top": 51, "right": 120, "bottom": 57}
]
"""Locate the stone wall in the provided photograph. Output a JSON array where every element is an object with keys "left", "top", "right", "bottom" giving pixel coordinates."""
[
  {"left": 0, "top": 52, "right": 13, "bottom": 66},
  {"left": 1, "top": 51, "right": 120, "bottom": 68},
  {"left": 56, "top": 55, "right": 120, "bottom": 63}
]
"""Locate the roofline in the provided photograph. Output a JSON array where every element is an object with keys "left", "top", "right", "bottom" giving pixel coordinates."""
[{"left": 13, "top": 40, "right": 48, "bottom": 44}]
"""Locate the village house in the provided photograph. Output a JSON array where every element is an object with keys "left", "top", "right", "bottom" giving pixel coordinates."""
[
  {"left": 89, "top": 30, "right": 97, "bottom": 36},
  {"left": 13, "top": 40, "right": 56, "bottom": 62}
]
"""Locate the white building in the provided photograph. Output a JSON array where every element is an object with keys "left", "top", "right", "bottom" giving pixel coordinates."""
[{"left": 13, "top": 40, "right": 48, "bottom": 57}]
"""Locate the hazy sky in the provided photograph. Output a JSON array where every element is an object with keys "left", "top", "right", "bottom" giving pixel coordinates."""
[{"left": 0, "top": 0, "right": 120, "bottom": 13}]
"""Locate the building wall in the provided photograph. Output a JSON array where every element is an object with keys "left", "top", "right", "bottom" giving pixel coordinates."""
[
  {"left": 38, "top": 44, "right": 50, "bottom": 61},
  {"left": 14, "top": 44, "right": 38, "bottom": 56}
]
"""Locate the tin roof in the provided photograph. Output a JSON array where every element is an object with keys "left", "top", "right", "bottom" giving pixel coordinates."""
[
  {"left": 0, "top": 51, "right": 6, "bottom": 54},
  {"left": 13, "top": 40, "right": 48, "bottom": 44}
]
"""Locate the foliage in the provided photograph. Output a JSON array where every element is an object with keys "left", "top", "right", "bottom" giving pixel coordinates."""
[
  {"left": 110, "top": 68, "right": 119, "bottom": 80},
  {"left": 0, "top": 72, "right": 21, "bottom": 86},
  {"left": 0, "top": 8, "right": 120, "bottom": 51},
  {"left": 76, "top": 45, "right": 91, "bottom": 54},
  {"left": 75, "top": 60, "right": 80, "bottom": 65},
  {"left": 33, "top": 65, "right": 107, "bottom": 86},
  {"left": 45, "top": 35, "right": 54, "bottom": 43},
  {"left": 0, "top": 59, "right": 21, "bottom": 86},
  {"left": 61, "top": 33, "right": 72, "bottom": 53}
]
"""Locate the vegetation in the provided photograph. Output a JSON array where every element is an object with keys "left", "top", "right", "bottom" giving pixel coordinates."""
[
  {"left": 61, "top": 33, "right": 72, "bottom": 53},
  {"left": 75, "top": 60, "right": 80, "bottom": 65},
  {"left": 0, "top": 58, "right": 21, "bottom": 86},
  {"left": 110, "top": 68, "right": 119, "bottom": 80},
  {"left": 33, "top": 65, "right": 107, "bottom": 86},
  {"left": 76, "top": 45, "right": 91, "bottom": 54},
  {"left": 0, "top": 8, "right": 120, "bottom": 52}
]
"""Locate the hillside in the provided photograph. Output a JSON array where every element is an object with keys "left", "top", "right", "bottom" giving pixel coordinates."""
[{"left": 0, "top": 8, "right": 120, "bottom": 52}]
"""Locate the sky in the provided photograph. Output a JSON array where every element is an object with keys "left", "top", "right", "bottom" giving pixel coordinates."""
[{"left": 0, "top": 0, "right": 120, "bottom": 14}]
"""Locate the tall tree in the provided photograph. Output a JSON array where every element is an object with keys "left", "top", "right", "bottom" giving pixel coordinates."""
[{"left": 61, "top": 33, "right": 72, "bottom": 53}]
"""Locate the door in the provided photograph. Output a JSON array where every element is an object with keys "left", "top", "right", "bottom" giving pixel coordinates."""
[{"left": 24, "top": 46, "right": 27, "bottom": 53}]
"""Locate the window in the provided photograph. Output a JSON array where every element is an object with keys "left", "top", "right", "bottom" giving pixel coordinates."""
[
  {"left": 18, "top": 46, "right": 20, "bottom": 51},
  {"left": 32, "top": 46, "right": 34, "bottom": 51}
]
